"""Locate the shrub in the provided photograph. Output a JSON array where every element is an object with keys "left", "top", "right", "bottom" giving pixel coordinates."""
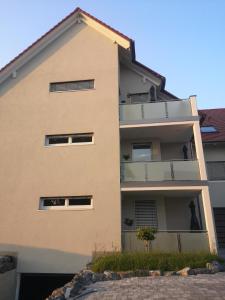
[
  {"left": 136, "top": 227, "right": 157, "bottom": 252},
  {"left": 91, "top": 252, "right": 224, "bottom": 273}
]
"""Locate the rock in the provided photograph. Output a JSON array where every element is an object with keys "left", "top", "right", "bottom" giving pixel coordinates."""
[
  {"left": 80, "top": 270, "right": 94, "bottom": 284},
  {"left": 92, "top": 272, "right": 105, "bottom": 282},
  {"left": 117, "top": 271, "right": 135, "bottom": 279},
  {"left": 69, "top": 281, "right": 83, "bottom": 297},
  {"left": 103, "top": 271, "right": 121, "bottom": 280},
  {"left": 163, "top": 271, "right": 176, "bottom": 276},
  {"left": 149, "top": 270, "right": 161, "bottom": 276},
  {"left": 190, "top": 268, "right": 212, "bottom": 275},
  {"left": 0, "top": 255, "right": 16, "bottom": 273},
  {"left": 176, "top": 267, "right": 191, "bottom": 276},
  {"left": 206, "top": 261, "right": 225, "bottom": 273},
  {"left": 134, "top": 270, "right": 149, "bottom": 277},
  {"left": 47, "top": 287, "right": 65, "bottom": 300}
]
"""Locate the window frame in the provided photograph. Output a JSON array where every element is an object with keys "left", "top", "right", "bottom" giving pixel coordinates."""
[
  {"left": 132, "top": 143, "right": 152, "bottom": 162},
  {"left": 49, "top": 80, "right": 95, "bottom": 93},
  {"left": 45, "top": 133, "right": 94, "bottom": 147},
  {"left": 39, "top": 196, "right": 93, "bottom": 211}
]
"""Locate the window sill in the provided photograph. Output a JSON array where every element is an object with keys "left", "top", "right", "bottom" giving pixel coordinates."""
[
  {"left": 44, "top": 142, "right": 94, "bottom": 148},
  {"left": 49, "top": 88, "right": 96, "bottom": 94},
  {"left": 37, "top": 207, "right": 94, "bottom": 211}
]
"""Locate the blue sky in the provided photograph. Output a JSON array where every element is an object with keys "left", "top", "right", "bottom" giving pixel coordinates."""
[{"left": 0, "top": 0, "right": 225, "bottom": 109}]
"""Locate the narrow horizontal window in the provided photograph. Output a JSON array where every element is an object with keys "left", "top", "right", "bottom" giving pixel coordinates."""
[
  {"left": 40, "top": 196, "right": 93, "bottom": 210},
  {"left": 200, "top": 126, "right": 217, "bottom": 133},
  {"left": 69, "top": 196, "right": 91, "bottom": 206},
  {"left": 50, "top": 80, "right": 94, "bottom": 92},
  {"left": 48, "top": 136, "right": 69, "bottom": 145},
  {"left": 45, "top": 133, "right": 93, "bottom": 146},
  {"left": 42, "top": 198, "right": 65, "bottom": 207},
  {"left": 71, "top": 134, "right": 93, "bottom": 144}
]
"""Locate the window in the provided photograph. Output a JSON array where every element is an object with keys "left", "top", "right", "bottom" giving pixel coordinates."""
[
  {"left": 135, "top": 200, "right": 158, "bottom": 228},
  {"left": 50, "top": 80, "right": 94, "bottom": 92},
  {"left": 207, "top": 161, "right": 225, "bottom": 180},
  {"left": 39, "top": 196, "right": 92, "bottom": 210},
  {"left": 200, "top": 126, "right": 217, "bottom": 133},
  {"left": 132, "top": 143, "right": 151, "bottom": 161},
  {"left": 150, "top": 86, "right": 156, "bottom": 101},
  {"left": 128, "top": 92, "right": 149, "bottom": 103},
  {"left": 45, "top": 133, "right": 93, "bottom": 146}
]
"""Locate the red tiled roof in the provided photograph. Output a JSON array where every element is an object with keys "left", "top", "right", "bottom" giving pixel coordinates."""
[
  {"left": 0, "top": 7, "right": 166, "bottom": 85},
  {"left": 199, "top": 108, "right": 225, "bottom": 142}
]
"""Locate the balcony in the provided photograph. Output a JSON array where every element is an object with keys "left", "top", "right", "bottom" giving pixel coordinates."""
[
  {"left": 120, "top": 98, "right": 197, "bottom": 123},
  {"left": 121, "top": 160, "right": 200, "bottom": 182},
  {"left": 122, "top": 230, "right": 209, "bottom": 252}
]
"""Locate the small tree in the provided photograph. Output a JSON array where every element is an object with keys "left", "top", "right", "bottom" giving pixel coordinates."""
[{"left": 136, "top": 227, "right": 157, "bottom": 252}]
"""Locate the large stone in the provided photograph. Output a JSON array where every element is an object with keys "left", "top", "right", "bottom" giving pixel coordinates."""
[
  {"left": 103, "top": 271, "right": 121, "bottom": 280},
  {"left": 69, "top": 281, "right": 83, "bottom": 297},
  {"left": 149, "top": 270, "right": 161, "bottom": 276},
  {"left": 134, "top": 270, "right": 149, "bottom": 277},
  {"left": 206, "top": 261, "right": 225, "bottom": 273},
  {"left": 0, "top": 255, "right": 16, "bottom": 273},
  {"left": 176, "top": 267, "right": 191, "bottom": 276},
  {"left": 117, "top": 271, "right": 135, "bottom": 279},
  {"left": 163, "top": 271, "right": 176, "bottom": 276},
  {"left": 80, "top": 269, "right": 94, "bottom": 284},
  {"left": 190, "top": 268, "right": 212, "bottom": 275},
  {"left": 92, "top": 272, "right": 105, "bottom": 282}
]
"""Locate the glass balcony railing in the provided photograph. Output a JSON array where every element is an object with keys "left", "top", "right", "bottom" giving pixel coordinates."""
[
  {"left": 122, "top": 230, "right": 209, "bottom": 252},
  {"left": 119, "top": 99, "right": 193, "bottom": 122},
  {"left": 121, "top": 160, "right": 200, "bottom": 182}
]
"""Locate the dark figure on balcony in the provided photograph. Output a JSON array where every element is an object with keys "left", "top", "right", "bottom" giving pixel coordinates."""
[{"left": 189, "top": 201, "right": 200, "bottom": 230}]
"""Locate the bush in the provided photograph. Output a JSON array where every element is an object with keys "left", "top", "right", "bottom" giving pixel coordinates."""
[
  {"left": 91, "top": 252, "right": 224, "bottom": 273},
  {"left": 136, "top": 227, "right": 157, "bottom": 251}
]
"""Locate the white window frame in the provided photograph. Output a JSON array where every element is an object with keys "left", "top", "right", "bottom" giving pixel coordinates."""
[
  {"left": 45, "top": 133, "right": 94, "bottom": 147},
  {"left": 39, "top": 196, "right": 93, "bottom": 211}
]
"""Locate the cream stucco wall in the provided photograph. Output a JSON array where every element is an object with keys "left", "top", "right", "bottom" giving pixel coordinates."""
[{"left": 0, "top": 23, "right": 121, "bottom": 273}]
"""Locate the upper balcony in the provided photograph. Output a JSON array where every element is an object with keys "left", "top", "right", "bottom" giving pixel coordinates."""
[{"left": 119, "top": 96, "right": 198, "bottom": 125}]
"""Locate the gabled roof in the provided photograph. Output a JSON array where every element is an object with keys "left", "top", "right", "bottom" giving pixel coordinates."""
[
  {"left": 0, "top": 7, "right": 175, "bottom": 97},
  {"left": 199, "top": 108, "right": 225, "bottom": 143}
]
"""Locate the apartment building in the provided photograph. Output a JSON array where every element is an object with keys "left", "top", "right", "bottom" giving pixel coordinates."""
[
  {"left": 199, "top": 109, "right": 225, "bottom": 251},
  {"left": 0, "top": 7, "right": 218, "bottom": 299}
]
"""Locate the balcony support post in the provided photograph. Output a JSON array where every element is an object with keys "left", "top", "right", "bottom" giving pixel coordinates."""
[
  {"left": 193, "top": 121, "right": 208, "bottom": 180},
  {"left": 201, "top": 186, "right": 218, "bottom": 253}
]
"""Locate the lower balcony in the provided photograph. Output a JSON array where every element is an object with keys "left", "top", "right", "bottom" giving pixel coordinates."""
[
  {"left": 121, "top": 160, "right": 200, "bottom": 182},
  {"left": 121, "top": 189, "right": 210, "bottom": 253}
]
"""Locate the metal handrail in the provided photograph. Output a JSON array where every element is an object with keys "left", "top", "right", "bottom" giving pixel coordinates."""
[
  {"left": 122, "top": 230, "right": 208, "bottom": 233},
  {"left": 121, "top": 159, "right": 196, "bottom": 164},
  {"left": 119, "top": 98, "right": 189, "bottom": 105}
]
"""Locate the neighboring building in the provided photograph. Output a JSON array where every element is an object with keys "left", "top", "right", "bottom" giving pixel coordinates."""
[
  {"left": 0, "top": 7, "right": 218, "bottom": 299},
  {"left": 199, "top": 109, "right": 225, "bottom": 250}
]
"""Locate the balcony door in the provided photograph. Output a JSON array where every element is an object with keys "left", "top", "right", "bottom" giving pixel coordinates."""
[{"left": 132, "top": 143, "right": 151, "bottom": 161}]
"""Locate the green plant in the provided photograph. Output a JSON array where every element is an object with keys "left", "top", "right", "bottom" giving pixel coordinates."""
[
  {"left": 91, "top": 252, "right": 224, "bottom": 273},
  {"left": 136, "top": 227, "right": 157, "bottom": 251}
]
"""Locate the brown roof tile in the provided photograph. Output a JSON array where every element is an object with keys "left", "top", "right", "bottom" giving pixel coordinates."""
[{"left": 199, "top": 108, "right": 225, "bottom": 142}]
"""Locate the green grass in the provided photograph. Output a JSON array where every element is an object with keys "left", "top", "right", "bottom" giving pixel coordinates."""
[{"left": 91, "top": 252, "right": 224, "bottom": 273}]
